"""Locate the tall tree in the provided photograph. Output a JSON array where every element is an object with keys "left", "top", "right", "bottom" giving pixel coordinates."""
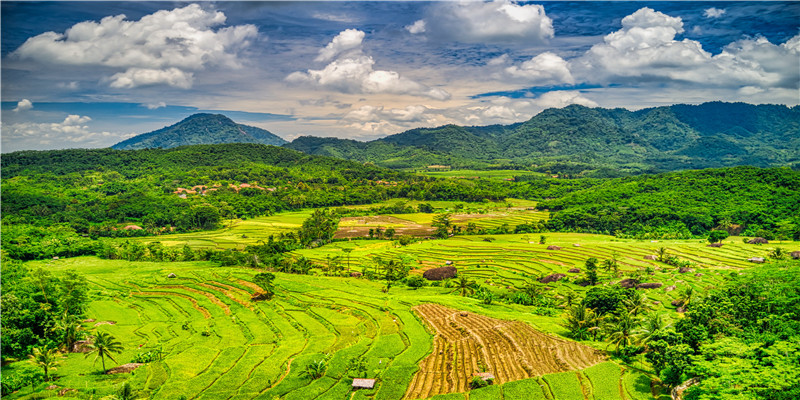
[
  {"left": 29, "top": 347, "right": 60, "bottom": 381},
  {"left": 85, "top": 331, "right": 123, "bottom": 373}
]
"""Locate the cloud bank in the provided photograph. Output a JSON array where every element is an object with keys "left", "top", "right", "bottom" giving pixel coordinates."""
[{"left": 12, "top": 4, "right": 257, "bottom": 89}]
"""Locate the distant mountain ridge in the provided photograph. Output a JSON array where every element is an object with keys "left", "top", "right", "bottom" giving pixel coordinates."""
[
  {"left": 285, "top": 102, "right": 800, "bottom": 172},
  {"left": 112, "top": 113, "right": 286, "bottom": 150}
]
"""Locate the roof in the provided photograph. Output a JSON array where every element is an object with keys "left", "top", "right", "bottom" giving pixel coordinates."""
[
  {"left": 475, "top": 372, "right": 495, "bottom": 380},
  {"left": 352, "top": 378, "right": 375, "bottom": 389}
]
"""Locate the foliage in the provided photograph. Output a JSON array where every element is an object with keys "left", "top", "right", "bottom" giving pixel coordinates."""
[
  {"left": 0, "top": 260, "right": 90, "bottom": 360},
  {"left": 541, "top": 166, "right": 800, "bottom": 239},
  {"left": 301, "top": 358, "right": 327, "bottom": 380},
  {"left": 707, "top": 230, "right": 729, "bottom": 243},
  {"left": 86, "top": 331, "right": 124, "bottom": 373},
  {"left": 643, "top": 262, "right": 800, "bottom": 396},
  {"left": 470, "top": 376, "right": 489, "bottom": 389},
  {"left": 28, "top": 347, "right": 61, "bottom": 381}
]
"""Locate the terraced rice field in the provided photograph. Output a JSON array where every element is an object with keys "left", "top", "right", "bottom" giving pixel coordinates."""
[
  {"left": 404, "top": 304, "right": 604, "bottom": 399},
  {"left": 15, "top": 222, "right": 794, "bottom": 399}
]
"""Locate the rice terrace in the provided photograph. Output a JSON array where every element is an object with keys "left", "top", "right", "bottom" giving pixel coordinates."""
[{"left": 2, "top": 1, "right": 800, "bottom": 400}]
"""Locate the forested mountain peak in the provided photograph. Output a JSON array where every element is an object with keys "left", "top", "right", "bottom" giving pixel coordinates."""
[
  {"left": 112, "top": 113, "right": 287, "bottom": 150},
  {"left": 284, "top": 102, "right": 800, "bottom": 172}
]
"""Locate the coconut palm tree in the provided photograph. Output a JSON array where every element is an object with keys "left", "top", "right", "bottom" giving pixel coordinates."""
[
  {"left": 563, "top": 304, "right": 600, "bottom": 341},
  {"left": 452, "top": 276, "right": 475, "bottom": 297},
  {"left": 52, "top": 313, "right": 84, "bottom": 351},
  {"left": 656, "top": 247, "right": 669, "bottom": 262},
  {"left": 605, "top": 312, "right": 640, "bottom": 353},
  {"left": 623, "top": 291, "right": 650, "bottom": 316},
  {"left": 29, "top": 347, "right": 61, "bottom": 381},
  {"left": 676, "top": 287, "right": 694, "bottom": 308},
  {"left": 85, "top": 331, "right": 124, "bottom": 373},
  {"left": 636, "top": 312, "right": 667, "bottom": 346}
]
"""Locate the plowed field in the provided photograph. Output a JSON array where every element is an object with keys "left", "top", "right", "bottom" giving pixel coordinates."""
[{"left": 405, "top": 303, "right": 604, "bottom": 399}]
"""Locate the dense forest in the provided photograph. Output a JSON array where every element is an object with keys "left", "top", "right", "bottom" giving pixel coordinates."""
[{"left": 286, "top": 102, "right": 800, "bottom": 172}]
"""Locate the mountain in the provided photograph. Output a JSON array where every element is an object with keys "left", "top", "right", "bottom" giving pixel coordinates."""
[
  {"left": 284, "top": 102, "right": 800, "bottom": 173},
  {"left": 112, "top": 113, "right": 287, "bottom": 150}
]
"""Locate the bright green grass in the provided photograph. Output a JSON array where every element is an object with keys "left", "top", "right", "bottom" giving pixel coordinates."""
[
  {"left": 502, "top": 377, "right": 549, "bottom": 399},
  {"left": 468, "top": 384, "right": 503, "bottom": 400},
  {"left": 543, "top": 371, "right": 584, "bottom": 400},
  {"left": 584, "top": 362, "right": 623, "bottom": 400}
]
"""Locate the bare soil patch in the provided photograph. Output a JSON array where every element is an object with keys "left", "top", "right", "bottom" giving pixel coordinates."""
[{"left": 404, "top": 303, "right": 604, "bottom": 399}]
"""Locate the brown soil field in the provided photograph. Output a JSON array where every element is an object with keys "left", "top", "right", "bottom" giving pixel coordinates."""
[
  {"left": 404, "top": 303, "right": 604, "bottom": 399},
  {"left": 334, "top": 216, "right": 435, "bottom": 239}
]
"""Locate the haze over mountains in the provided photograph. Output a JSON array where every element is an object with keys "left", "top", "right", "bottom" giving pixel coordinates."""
[{"left": 111, "top": 102, "right": 800, "bottom": 173}]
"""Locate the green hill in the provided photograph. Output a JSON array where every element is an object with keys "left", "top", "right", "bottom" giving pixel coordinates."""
[
  {"left": 284, "top": 102, "right": 800, "bottom": 172},
  {"left": 112, "top": 113, "right": 287, "bottom": 150}
]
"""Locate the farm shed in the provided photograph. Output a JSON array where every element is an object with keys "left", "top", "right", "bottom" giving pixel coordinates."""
[
  {"left": 747, "top": 237, "right": 769, "bottom": 244},
  {"left": 423, "top": 266, "right": 457, "bottom": 281},
  {"left": 352, "top": 378, "right": 375, "bottom": 389}
]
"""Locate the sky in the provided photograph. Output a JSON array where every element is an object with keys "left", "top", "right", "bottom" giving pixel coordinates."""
[{"left": 2, "top": 1, "right": 799, "bottom": 152}]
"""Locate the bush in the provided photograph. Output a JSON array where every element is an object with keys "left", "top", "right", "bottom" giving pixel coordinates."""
[{"left": 404, "top": 275, "right": 426, "bottom": 288}]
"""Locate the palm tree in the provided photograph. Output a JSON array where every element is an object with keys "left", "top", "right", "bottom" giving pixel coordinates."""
[
  {"left": 52, "top": 313, "right": 84, "bottom": 351},
  {"left": 656, "top": 247, "right": 669, "bottom": 262},
  {"left": 636, "top": 312, "right": 667, "bottom": 346},
  {"left": 29, "top": 347, "right": 61, "bottom": 381},
  {"left": 85, "top": 331, "right": 124, "bottom": 373},
  {"left": 602, "top": 253, "right": 619, "bottom": 275},
  {"left": 605, "top": 312, "right": 640, "bottom": 353},
  {"left": 452, "top": 276, "right": 475, "bottom": 297},
  {"left": 563, "top": 304, "right": 600, "bottom": 341},
  {"left": 675, "top": 287, "right": 694, "bottom": 308},
  {"left": 623, "top": 291, "right": 650, "bottom": 316}
]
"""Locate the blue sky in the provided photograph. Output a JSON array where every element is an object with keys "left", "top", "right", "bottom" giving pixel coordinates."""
[{"left": 2, "top": 1, "right": 798, "bottom": 152}]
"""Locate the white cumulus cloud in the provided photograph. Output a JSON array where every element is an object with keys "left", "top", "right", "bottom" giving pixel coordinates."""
[
  {"left": 11, "top": 4, "right": 257, "bottom": 89},
  {"left": 287, "top": 29, "right": 450, "bottom": 100},
  {"left": 414, "top": 0, "right": 553, "bottom": 44},
  {"left": 13, "top": 99, "right": 33, "bottom": 112},
  {"left": 315, "top": 29, "right": 365, "bottom": 62},
  {"left": 504, "top": 52, "right": 575, "bottom": 85},
  {"left": 406, "top": 20, "right": 426, "bottom": 34},
  {"left": 570, "top": 7, "right": 800, "bottom": 90},
  {"left": 704, "top": 8, "right": 726, "bottom": 18}
]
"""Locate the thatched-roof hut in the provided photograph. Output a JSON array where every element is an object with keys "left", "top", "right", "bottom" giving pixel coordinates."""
[
  {"left": 748, "top": 257, "right": 765, "bottom": 263},
  {"left": 539, "top": 273, "right": 566, "bottom": 284},
  {"left": 707, "top": 243, "right": 723, "bottom": 248},
  {"left": 106, "top": 363, "right": 143, "bottom": 374},
  {"left": 423, "top": 266, "right": 457, "bottom": 281},
  {"left": 678, "top": 267, "right": 694, "bottom": 274},
  {"left": 791, "top": 251, "right": 800, "bottom": 260},
  {"left": 352, "top": 378, "right": 375, "bottom": 389},
  {"left": 567, "top": 268, "right": 580, "bottom": 273},
  {"left": 747, "top": 237, "right": 769, "bottom": 244},
  {"left": 644, "top": 255, "right": 658, "bottom": 261},
  {"left": 167, "top": 273, "right": 177, "bottom": 278},
  {"left": 547, "top": 245, "right": 562, "bottom": 250},
  {"left": 123, "top": 225, "right": 143, "bottom": 230},
  {"left": 350, "top": 271, "right": 363, "bottom": 278}
]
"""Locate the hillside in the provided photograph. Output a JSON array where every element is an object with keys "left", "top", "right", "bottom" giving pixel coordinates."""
[
  {"left": 284, "top": 102, "right": 800, "bottom": 172},
  {"left": 112, "top": 113, "right": 287, "bottom": 150}
]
